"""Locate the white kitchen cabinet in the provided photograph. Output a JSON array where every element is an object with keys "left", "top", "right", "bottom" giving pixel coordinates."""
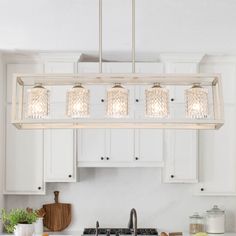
[
  {"left": 77, "top": 129, "right": 108, "bottom": 166},
  {"left": 44, "top": 61, "right": 77, "bottom": 182},
  {"left": 109, "top": 129, "right": 135, "bottom": 162},
  {"left": 4, "top": 105, "right": 45, "bottom": 194},
  {"left": 134, "top": 129, "right": 164, "bottom": 167},
  {"left": 77, "top": 62, "right": 164, "bottom": 167},
  {"left": 161, "top": 56, "right": 201, "bottom": 183},
  {"left": 135, "top": 63, "right": 164, "bottom": 167},
  {"left": 78, "top": 129, "right": 135, "bottom": 167},
  {"left": 195, "top": 104, "right": 236, "bottom": 195},
  {"left": 163, "top": 106, "right": 198, "bottom": 183},
  {"left": 44, "top": 129, "right": 77, "bottom": 182},
  {"left": 163, "top": 129, "right": 198, "bottom": 183}
]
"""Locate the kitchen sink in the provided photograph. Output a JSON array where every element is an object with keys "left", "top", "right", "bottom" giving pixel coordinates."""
[{"left": 83, "top": 228, "right": 158, "bottom": 236}]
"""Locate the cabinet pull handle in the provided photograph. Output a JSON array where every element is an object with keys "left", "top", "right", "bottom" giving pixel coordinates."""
[
  {"left": 101, "top": 99, "right": 104, "bottom": 103},
  {"left": 68, "top": 175, "right": 72, "bottom": 178},
  {"left": 135, "top": 157, "right": 139, "bottom": 160},
  {"left": 135, "top": 99, "right": 139, "bottom": 102},
  {"left": 101, "top": 157, "right": 104, "bottom": 160},
  {"left": 171, "top": 175, "right": 174, "bottom": 178},
  {"left": 106, "top": 157, "right": 110, "bottom": 160},
  {"left": 200, "top": 188, "right": 204, "bottom": 192},
  {"left": 38, "top": 187, "right": 41, "bottom": 190},
  {"left": 171, "top": 98, "right": 175, "bottom": 102}
]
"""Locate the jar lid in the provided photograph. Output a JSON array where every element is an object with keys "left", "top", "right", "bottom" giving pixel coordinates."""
[
  {"left": 206, "top": 205, "right": 225, "bottom": 214},
  {"left": 189, "top": 212, "right": 204, "bottom": 219}
]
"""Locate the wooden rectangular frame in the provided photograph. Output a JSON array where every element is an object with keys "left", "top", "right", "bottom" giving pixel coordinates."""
[{"left": 11, "top": 73, "right": 224, "bottom": 130}]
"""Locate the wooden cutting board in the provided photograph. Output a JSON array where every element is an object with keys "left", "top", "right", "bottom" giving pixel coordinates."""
[{"left": 43, "top": 191, "right": 71, "bottom": 231}]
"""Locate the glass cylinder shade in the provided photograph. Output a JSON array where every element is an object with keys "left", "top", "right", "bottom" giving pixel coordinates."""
[
  {"left": 185, "top": 84, "right": 209, "bottom": 119},
  {"left": 66, "top": 84, "right": 89, "bottom": 118},
  {"left": 27, "top": 84, "right": 49, "bottom": 119},
  {"left": 107, "top": 83, "right": 129, "bottom": 118},
  {"left": 145, "top": 83, "right": 169, "bottom": 118}
]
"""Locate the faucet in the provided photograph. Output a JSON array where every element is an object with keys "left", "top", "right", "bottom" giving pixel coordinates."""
[
  {"left": 95, "top": 221, "right": 99, "bottom": 236},
  {"left": 128, "top": 208, "right": 138, "bottom": 236}
]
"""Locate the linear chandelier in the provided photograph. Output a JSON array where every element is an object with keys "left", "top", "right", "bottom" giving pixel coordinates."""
[{"left": 11, "top": 0, "right": 224, "bottom": 130}]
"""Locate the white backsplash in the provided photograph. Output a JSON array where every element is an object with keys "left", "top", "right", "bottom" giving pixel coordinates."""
[{"left": 5, "top": 168, "right": 236, "bottom": 232}]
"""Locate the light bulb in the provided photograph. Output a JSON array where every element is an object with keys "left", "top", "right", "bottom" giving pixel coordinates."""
[
  {"left": 66, "top": 84, "right": 89, "bottom": 118},
  {"left": 107, "top": 83, "right": 129, "bottom": 118},
  {"left": 145, "top": 83, "right": 169, "bottom": 118},
  {"left": 185, "top": 84, "right": 208, "bottom": 119},
  {"left": 27, "top": 84, "right": 49, "bottom": 119}
]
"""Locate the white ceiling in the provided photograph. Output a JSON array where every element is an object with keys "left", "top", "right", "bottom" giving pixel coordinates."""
[{"left": 0, "top": 0, "right": 236, "bottom": 54}]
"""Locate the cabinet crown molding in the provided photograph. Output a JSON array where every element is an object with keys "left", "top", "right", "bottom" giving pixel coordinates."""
[
  {"left": 160, "top": 53, "right": 205, "bottom": 64},
  {"left": 39, "top": 52, "right": 82, "bottom": 62}
]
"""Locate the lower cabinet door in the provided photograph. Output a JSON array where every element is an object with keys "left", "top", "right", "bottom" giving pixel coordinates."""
[
  {"left": 195, "top": 104, "right": 236, "bottom": 195},
  {"left": 163, "top": 129, "right": 198, "bottom": 183},
  {"left": 5, "top": 106, "right": 45, "bottom": 194},
  {"left": 44, "top": 129, "right": 77, "bottom": 182}
]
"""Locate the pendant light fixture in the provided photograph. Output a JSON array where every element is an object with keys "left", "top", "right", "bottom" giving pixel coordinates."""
[
  {"left": 185, "top": 84, "right": 209, "bottom": 119},
  {"left": 146, "top": 83, "right": 169, "bottom": 118},
  {"left": 66, "top": 84, "right": 89, "bottom": 118},
  {"left": 27, "top": 84, "right": 49, "bottom": 119},
  {"left": 11, "top": 0, "right": 224, "bottom": 130},
  {"left": 107, "top": 83, "right": 129, "bottom": 118}
]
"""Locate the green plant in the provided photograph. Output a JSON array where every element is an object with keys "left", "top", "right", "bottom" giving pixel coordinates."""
[{"left": 1, "top": 209, "right": 38, "bottom": 233}]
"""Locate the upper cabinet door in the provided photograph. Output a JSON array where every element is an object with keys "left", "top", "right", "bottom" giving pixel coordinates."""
[
  {"left": 44, "top": 129, "right": 76, "bottom": 182},
  {"left": 7, "top": 63, "right": 44, "bottom": 103},
  {"left": 43, "top": 61, "right": 77, "bottom": 182},
  {"left": 163, "top": 129, "right": 198, "bottom": 183},
  {"left": 161, "top": 58, "right": 200, "bottom": 183},
  {"left": 108, "top": 129, "right": 135, "bottom": 163},
  {"left": 134, "top": 129, "right": 164, "bottom": 167},
  {"left": 195, "top": 104, "right": 236, "bottom": 195},
  {"left": 5, "top": 105, "right": 45, "bottom": 194},
  {"left": 77, "top": 129, "right": 107, "bottom": 166},
  {"left": 134, "top": 63, "right": 164, "bottom": 167}
]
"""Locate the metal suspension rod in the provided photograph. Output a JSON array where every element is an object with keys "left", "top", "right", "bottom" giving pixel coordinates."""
[
  {"left": 132, "top": 0, "right": 135, "bottom": 73},
  {"left": 99, "top": 0, "right": 103, "bottom": 73}
]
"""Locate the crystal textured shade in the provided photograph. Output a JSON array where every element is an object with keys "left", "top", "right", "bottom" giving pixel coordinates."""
[
  {"left": 145, "top": 83, "right": 169, "bottom": 118},
  {"left": 27, "top": 84, "right": 49, "bottom": 119},
  {"left": 107, "top": 83, "right": 129, "bottom": 118},
  {"left": 185, "top": 84, "right": 208, "bottom": 119},
  {"left": 66, "top": 84, "right": 89, "bottom": 118}
]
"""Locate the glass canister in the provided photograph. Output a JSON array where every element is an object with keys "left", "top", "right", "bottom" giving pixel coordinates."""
[
  {"left": 206, "top": 205, "right": 225, "bottom": 234},
  {"left": 189, "top": 212, "right": 205, "bottom": 234}
]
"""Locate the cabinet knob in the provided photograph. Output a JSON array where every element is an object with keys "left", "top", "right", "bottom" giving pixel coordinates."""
[
  {"left": 101, "top": 99, "right": 104, "bottom": 103},
  {"left": 170, "top": 175, "right": 174, "bottom": 178},
  {"left": 171, "top": 98, "right": 175, "bottom": 102},
  {"left": 106, "top": 157, "right": 110, "bottom": 160},
  {"left": 101, "top": 157, "right": 104, "bottom": 160},
  {"left": 135, "top": 157, "right": 139, "bottom": 160},
  {"left": 38, "top": 187, "right": 41, "bottom": 190},
  {"left": 135, "top": 99, "right": 139, "bottom": 102},
  {"left": 200, "top": 188, "right": 204, "bottom": 192},
  {"left": 68, "top": 175, "right": 72, "bottom": 178}
]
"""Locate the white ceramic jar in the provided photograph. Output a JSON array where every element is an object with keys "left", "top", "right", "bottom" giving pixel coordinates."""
[
  {"left": 206, "top": 205, "right": 225, "bottom": 234},
  {"left": 34, "top": 218, "right": 43, "bottom": 234}
]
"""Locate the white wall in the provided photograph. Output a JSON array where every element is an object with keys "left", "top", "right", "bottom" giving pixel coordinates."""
[
  {"left": 0, "top": 0, "right": 236, "bottom": 53},
  {"left": 5, "top": 168, "right": 236, "bottom": 232},
  {"left": 0, "top": 53, "right": 5, "bottom": 233}
]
